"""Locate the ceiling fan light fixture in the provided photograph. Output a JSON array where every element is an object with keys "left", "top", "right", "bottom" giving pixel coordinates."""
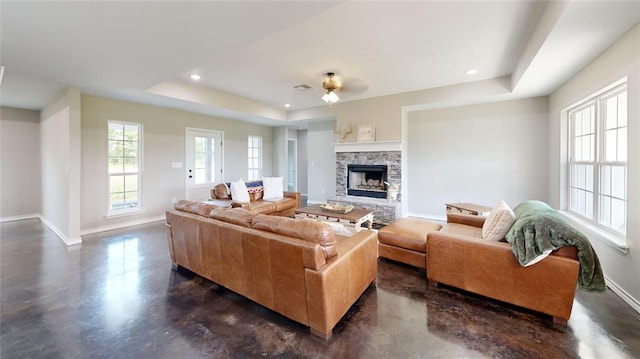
[{"left": 322, "top": 90, "right": 339, "bottom": 107}]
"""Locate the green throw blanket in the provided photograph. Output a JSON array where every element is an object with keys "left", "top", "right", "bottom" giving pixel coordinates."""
[{"left": 505, "top": 200, "right": 606, "bottom": 292}]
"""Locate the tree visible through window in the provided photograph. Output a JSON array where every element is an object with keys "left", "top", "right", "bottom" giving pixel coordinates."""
[
  {"left": 248, "top": 136, "right": 262, "bottom": 180},
  {"left": 108, "top": 121, "right": 142, "bottom": 212},
  {"left": 568, "top": 82, "right": 627, "bottom": 235}
]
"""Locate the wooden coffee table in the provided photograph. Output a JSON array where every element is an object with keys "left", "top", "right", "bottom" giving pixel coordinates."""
[{"left": 294, "top": 204, "right": 374, "bottom": 234}]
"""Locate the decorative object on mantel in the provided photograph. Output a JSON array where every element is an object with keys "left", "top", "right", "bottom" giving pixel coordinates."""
[
  {"left": 321, "top": 202, "right": 354, "bottom": 213},
  {"left": 384, "top": 181, "right": 399, "bottom": 202},
  {"left": 333, "top": 122, "right": 353, "bottom": 143},
  {"left": 356, "top": 124, "right": 375, "bottom": 142}
]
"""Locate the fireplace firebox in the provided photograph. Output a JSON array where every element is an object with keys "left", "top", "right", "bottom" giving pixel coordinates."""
[{"left": 347, "top": 164, "right": 387, "bottom": 199}]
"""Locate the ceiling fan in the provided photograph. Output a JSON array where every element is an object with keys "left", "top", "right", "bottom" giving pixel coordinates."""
[
  {"left": 320, "top": 72, "right": 369, "bottom": 108},
  {"left": 321, "top": 72, "right": 342, "bottom": 107}
]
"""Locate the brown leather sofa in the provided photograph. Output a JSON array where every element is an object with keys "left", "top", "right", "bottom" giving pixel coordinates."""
[
  {"left": 426, "top": 213, "right": 580, "bottom": 324},
  {"left": 165, "top": 201, "right": 378, "bottom": 339},
  {"left": 210, "top": 181, "right": 300, "bottom": 217}
]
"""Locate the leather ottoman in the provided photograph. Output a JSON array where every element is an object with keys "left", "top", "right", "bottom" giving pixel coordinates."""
[{"left": 378, "top": 218, "right": 442, "bottom": 269}]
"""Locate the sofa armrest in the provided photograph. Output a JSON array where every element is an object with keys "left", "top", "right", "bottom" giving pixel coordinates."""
[
  {"left": 304, "top": 230, "right": 378, "bottom": 338},
  {"left": 426, "top": 230, "right": 580, "bottom": 320},
  {"left": 446, "top": 212, "right": 486, "bottom": 228},
  {"left": 283, "top": 191, "right": 301, "bottom": 208}
]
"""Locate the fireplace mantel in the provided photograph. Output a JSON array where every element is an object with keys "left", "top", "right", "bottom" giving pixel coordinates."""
[{"left": 333, "top": 140, "right": 403, "bottom": 153}]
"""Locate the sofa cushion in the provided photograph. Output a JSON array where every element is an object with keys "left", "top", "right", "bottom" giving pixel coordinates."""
[
  {"left": 174, "top": 200, "right": 219, "bottom": 217},
  {"left": 482, "top": 201, "right": 516, "bottom": 241},
  {"left": 210, "top": 207, "right": 255, "bottom": 227},
  {"left": 230, "top": 179, "right": 250, "bottom": 202},
  {"left": 213, "top": 183, "right": 231, "bottom": 199},
  {"left": 263, "top": 176, "right": 284, "bottom": 199},
  {"left": 251, "top": 214, "right": 337, "bottom": 259},
  {"left": 262, "top": 197, "right": 296, "bottom": 212},
  {"left": 440, "top": 223, "right": 483, "bottom": 238},
  {"left": 245, "top": 200, "right": 277, "bottom": 214}
]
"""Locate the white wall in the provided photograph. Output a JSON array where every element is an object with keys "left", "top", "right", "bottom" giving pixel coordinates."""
[
  {"left": 549, "top": 24, "right": 640, "bottom": 310},
  {"left": 407, "top": 97, "right": 549, "bottom": 219},
  {"left": 80, "top": 95, "right": 274, "bottom": 233},
  {"left": 271, "top": 127, "right": 287, "bottom": 180},
  {"left": 0, "top": 107, "right": 42, "bottom": 220},
  {"left": 40, "top": 88, "right": 82, "bottom": 245},
  {"left": 306, "top": 121, "right": 336, "bottom": 203},
  {"left": 297, "top": 129, "right": 309, "bottom": 196}
]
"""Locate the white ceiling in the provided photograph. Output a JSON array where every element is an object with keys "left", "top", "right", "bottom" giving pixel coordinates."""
[{"left": 1, "top": 1, "right": 638, "bottom": 125}]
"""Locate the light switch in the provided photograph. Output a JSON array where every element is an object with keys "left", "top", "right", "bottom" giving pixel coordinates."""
[{"left": 172, "top": 162, "right": 183, "bottom": 168}]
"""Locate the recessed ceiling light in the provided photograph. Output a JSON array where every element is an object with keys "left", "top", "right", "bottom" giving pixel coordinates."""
[
  {"left": 284, "top": 104, "right": 291, "bottom": 108},
  {"left": 190, "top": 74, "right": 201, "bottom": 81},
  {"left": 465, "top": 69, "right": 478, "bottom": 75}
]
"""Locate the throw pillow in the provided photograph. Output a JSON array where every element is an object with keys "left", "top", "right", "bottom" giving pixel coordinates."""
[
  {"left": 482, "top": 200, "right": 516, "bottom": 241},
  {"left": 262, "top": 176, "right": 284, "bottom": 199},
  {"left": 230, "top": 179, "right": 250, "bottom": 203},
  {"left": 213, "top": 183, "right": 230, "bottom": 199}
]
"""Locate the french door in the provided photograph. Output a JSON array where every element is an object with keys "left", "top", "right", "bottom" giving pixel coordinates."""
[{"left": 185, "top": 128, "right": 223, "bottom": 200}]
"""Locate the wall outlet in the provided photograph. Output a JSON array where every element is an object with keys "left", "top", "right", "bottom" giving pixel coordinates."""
[
  {"left": 172, "top": 198, "right": 177, "bottom": 204},
  {"left": 321, "top": 189, "right": 325, "bottom": 194}
]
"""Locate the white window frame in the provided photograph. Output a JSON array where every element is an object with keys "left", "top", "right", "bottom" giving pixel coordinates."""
[
  {"left": 105, "top": 120, "right": 144, "bottom": 219},
  {"left": 567, "top": 81, "right": 627, "bottom": 241},
  {"left": 248, "top": 135, "right": 262, "bottom": 181}
]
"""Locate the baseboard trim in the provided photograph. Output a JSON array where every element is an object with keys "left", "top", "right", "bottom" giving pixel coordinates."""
[
  {"left": 38, "top": 215, "right": 82, "bottom": 246},
  {"left": 0, "top": 213, "right": 40, "bottom": 223},
  {"left": 604, "top": 275, "right": 640, "bottom": 315},
  {"left": 405, "top": 211, "right": 446, "bottom": 223},
  {"left": 80, "top": 215, "right": 165, "bottom": 236}
]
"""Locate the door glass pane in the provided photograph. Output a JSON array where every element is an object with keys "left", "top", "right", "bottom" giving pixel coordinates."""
[{"left": 194, "top": 136, "right": 216, "bottom": 185}]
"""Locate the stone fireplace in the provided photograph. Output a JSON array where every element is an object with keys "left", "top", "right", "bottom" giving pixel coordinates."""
[
  {"left": 347, "top": 164, "right": 388, "bottom": 199},
  {"left": 332, "top": 145, "right": 402, "bottom": 225}
]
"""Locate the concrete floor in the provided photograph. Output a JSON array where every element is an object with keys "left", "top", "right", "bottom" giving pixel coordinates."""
[{"left": 1, "top": 219, "right": 639, "bottom": 358}]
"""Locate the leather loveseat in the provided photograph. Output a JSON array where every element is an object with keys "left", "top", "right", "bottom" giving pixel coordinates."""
[
  {"left": 165, "top": 200, "right": 378, "bottom": 339},
  {"left": 426, "top": 212, "right": 581, "bottom": 324},
  {"left": 210, "top": 180, "right": 300, "bottom": 217}
]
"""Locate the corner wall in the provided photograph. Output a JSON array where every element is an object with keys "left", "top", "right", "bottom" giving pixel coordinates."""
[
  {"left": 40, "top": 87, "right": 82, "bottom": 245},
  {"left": 0, "top": 107, "right": 41, "bottom": 220}
]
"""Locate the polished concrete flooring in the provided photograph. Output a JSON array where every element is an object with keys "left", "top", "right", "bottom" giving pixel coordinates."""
[{"left": 1, "top": 219, "right": 639, "bottom": 358}]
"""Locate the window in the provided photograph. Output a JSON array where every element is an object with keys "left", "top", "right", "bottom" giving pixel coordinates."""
[
  {"left": 568, "top": 82, "right": 627, "bottom": 235},
  {"left": 248, "top": 136, "right": 262, "bottom": 180},
  {"left": 108, "top": 121, "right": 142, "bottom": 214}
]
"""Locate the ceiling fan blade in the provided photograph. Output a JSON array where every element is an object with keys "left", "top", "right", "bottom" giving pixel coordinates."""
[{"left": 338, "top": 77, "right": 368, "bottom": 96}]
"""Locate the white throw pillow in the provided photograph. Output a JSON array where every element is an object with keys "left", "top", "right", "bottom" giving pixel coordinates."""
[
  {"left": 482, "top": 200, "right": 516, "bottom": 241},
  {"left": 230, "top": 179, "right": 250, "bottom": 202},
  {"left": 262, "top": 176, "right": 284, "bottom": 199}
]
